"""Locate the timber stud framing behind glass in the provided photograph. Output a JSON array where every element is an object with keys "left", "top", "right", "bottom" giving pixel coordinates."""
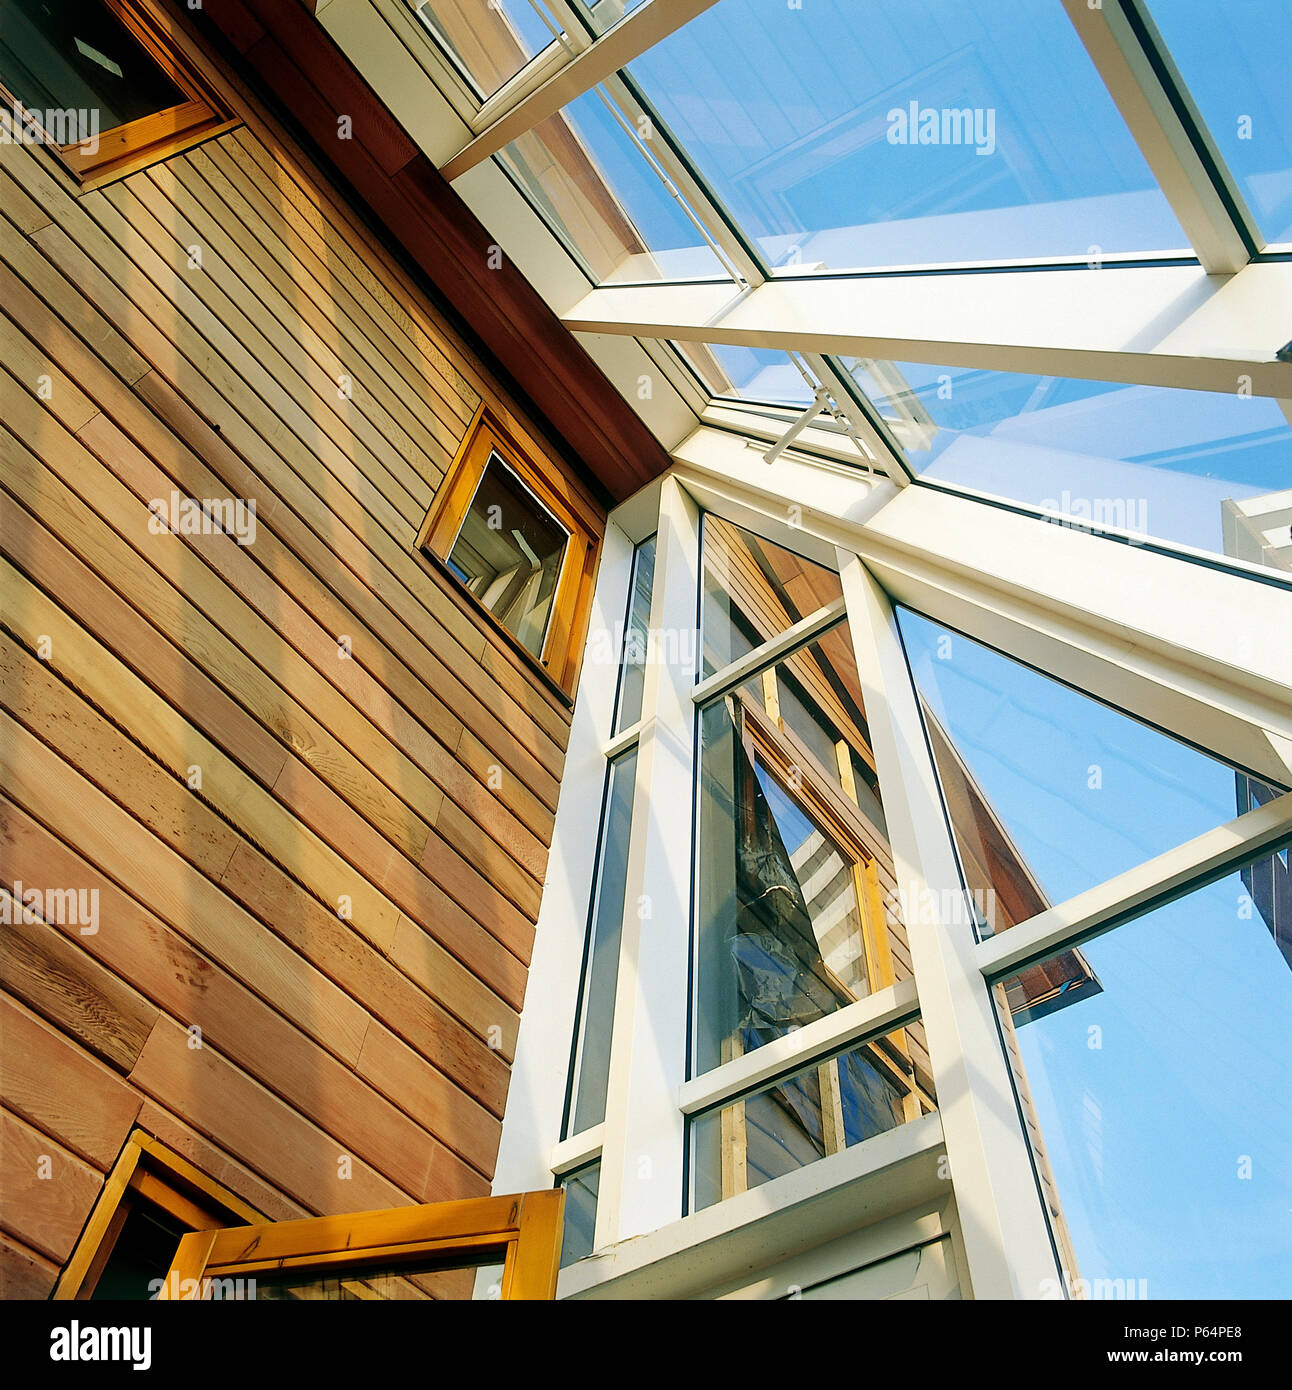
[{"left": 490, "top": 457, "right": 1292, "bottom": 1300}]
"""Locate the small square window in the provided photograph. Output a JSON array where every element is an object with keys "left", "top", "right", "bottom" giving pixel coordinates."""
[
  {"left": 419, "top": 409, "right": 600, "bottom": 694},
  {"left": 446, "top": 455, "right": 570, "bottom": 661},
  {"left": 0, "top": 0, "right": 236, "bottom": 187}
]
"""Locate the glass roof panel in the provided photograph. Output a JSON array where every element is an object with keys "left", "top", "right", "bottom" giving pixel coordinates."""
[
  {"left": 415, "top": 0, "right": 566, "bottom": 101},
  {"left": 497, "top": 87, "right": 728, "bottom": 283},
  {"left": 1146, "top": 0, "right": 1292, "bottom": 246},
  {"left": 628, "top": 0, "right": 1189, "bottom": 271},
  {"left": 851, "top": 359, "right": 1292, "bottom": 563},
  {"left": 677, "top": 343, "right": 815, "bottom": 407}
]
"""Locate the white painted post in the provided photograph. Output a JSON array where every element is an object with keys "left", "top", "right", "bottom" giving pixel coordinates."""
[{"left": 838, "top": 552, "right": 1061, "bottom": 1299}]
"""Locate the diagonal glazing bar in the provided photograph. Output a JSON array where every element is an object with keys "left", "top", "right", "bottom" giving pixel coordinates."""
[
  {"left": 439, "top": 0, "right": 720, "bottom": 180},
  {"left": 562, "top": 262, "right": 1292, "bottom": 396},
  {"left": 1061, "top": 0, "right": 1258, "bottom": 273},
  {"left": 975, "top": 788, "right": 1292, "bottom": 981},
  {"left": 691, "top": 596, "right": 847, "bottom": 709}
]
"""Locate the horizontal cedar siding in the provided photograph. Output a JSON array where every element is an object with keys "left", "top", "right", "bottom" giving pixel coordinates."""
[{"left": 0, "top": 13, "right": 600, "bottom": 1280}]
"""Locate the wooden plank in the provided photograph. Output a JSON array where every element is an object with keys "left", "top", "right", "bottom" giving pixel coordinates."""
[
  {"left": 0, "top": 539, "right": 525, "bottom": 1011},
  {"left": 0, "top": 706, "right": 372, "bottom": 1067},
  {"left": 193, "top": 138, "right": 475, "bottom": 437},
  {"left": 0, "top": 1109, "right": 104, "bottom": 1264},
  {"left": 0, "top": 165, "right": 571, "bottom": 762},
  {"left": 109, "top": 166, "right": 436, "bottom": 515},
  {"left": 0, "top": 166, "right": 52, "bottom": 234},
  {"left": 128, "top": 1016, "right": 482, "bottom": 1214},
  {"left": 134, "top": 1103, "right": 305, "bottom": 1223},
  {"left": 0, "top": 888, "right": 157, "bottom": 1073},
  {"left": 158, "top": 152, "right": 463, "bottom": 476},
  {"left": 356, "top": 1021, "right": 502, "bottom": 1177},
  {"left": 0, "top": 629, "right": 241, "bottom": 883},
  {"left": 0, "top": 994, "right": 142, "bottom": 1170},
  {"left": 0, "top": 1231, "right": 59, "bottom": 1300}
]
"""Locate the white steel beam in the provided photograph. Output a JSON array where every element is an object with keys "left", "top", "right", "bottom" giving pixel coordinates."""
[
  {"left": 1062, "top": 0, "right": 1256, "bottom": 274},
  {"left": 563, "top": 260, "right": 1292, "bottom": 396},
  {"left": 439, "top": 0, "right": 719, "bottom": 180},
  {"left": 975, "top": 789, "right": 1292, "bottom": 981}
]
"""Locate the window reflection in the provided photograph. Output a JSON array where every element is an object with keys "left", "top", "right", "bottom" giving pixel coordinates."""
[{"left": 691, "top": 1028, "right": 935, "bottom": 1211}]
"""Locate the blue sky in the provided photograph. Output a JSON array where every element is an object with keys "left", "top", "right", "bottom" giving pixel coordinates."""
[{"left": 898, "top": 608, "right": 1291, "bottom": 1298}]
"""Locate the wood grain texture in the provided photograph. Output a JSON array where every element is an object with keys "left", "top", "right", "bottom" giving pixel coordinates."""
[{"left": 0, "top": 1110, "right": 105, "bottom": 1264}]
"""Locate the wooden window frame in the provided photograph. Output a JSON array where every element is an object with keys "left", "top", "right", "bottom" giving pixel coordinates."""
[
  {"left": 0, "top": 0, "right": 237, "bottom": 189},
  {"left": 53, "top": 1129, "right": 262, "bottom": 1300},
  {"left": 418, "top": 406, "right": 601, "bottom": 695},
  {"left": 161, "top": 1190, "right": 566, "bottom": 1301}
]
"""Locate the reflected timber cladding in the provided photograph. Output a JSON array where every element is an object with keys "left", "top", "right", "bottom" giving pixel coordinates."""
[{"left": 1, "top": 0, "right": 1291, "bottom": 1316}]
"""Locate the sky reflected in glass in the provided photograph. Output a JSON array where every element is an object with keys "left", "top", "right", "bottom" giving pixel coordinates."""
[
  {"left": 1004, "top": 854, "right": 1292, "bottom": 1298},
  {"left": 857, "top": 361, "right": 1292, "bottom": 559}
]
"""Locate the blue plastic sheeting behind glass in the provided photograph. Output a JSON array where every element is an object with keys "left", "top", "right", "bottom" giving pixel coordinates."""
[
  {"left": 1148, "top": 0, "right": 1292, "bottom": 246},
  {"left": 897, "top": 608, "right": 1277, "bottom": 918},
  {"left": 1002, "top": 851, "right": 1292, "bottom": 1298},
  {"left": 855, "top": 360, "right": 1292, "bottom": 558},
  {"left": 629, "top": 0, "right": 1186, "bottom": 270}
]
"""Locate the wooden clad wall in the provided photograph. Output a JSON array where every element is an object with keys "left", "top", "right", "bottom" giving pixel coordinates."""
[{"left": 0, "top": 23, "right": 602, "bottom": 1298}]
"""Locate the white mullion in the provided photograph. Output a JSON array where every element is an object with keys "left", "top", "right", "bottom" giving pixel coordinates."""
[
  {"left": 691, "top": 597, "right": 847, "bottom": 708},
  {"left": 1061, "top": 0, "right": 1256, "bottom": 273},
  {"left": 439, "top": 0, "right": 722, "bottom": 180},
  {"left": 488, "top": 520, "right": 638, "bottom": 1199},
  {"left": 838, "top": 550, "right": 1060, "bottom": 1300},
  {"left": 975, "top": 789, "right": 1292, "bottom": 981},
  {"left": 678, "top": 978, "right": 919, "bottom": 1116},
  {"left": 595, "top": 476, "right": 702, "bottom": 1248}
]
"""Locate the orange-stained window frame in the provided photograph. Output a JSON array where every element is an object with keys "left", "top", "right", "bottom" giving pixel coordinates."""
[
  {"left": 0, "top": 0, "right": 238, "bottom": 189},
  {"left": 161, "top": 1189, "right": 566, "bottom": 1302},
  {"left": 418, "top": 406, "right": 601, "bottom": 695},
  {"left": 54, "top": 1130, "right": 262, "bottom": 1300}
]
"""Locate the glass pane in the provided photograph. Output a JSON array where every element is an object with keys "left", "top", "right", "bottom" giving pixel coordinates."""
[
  {"left": 567, "top": 750, "right": 637, "bottom": 1134},
  {"left": 614, "top": 533, "right": 656, "bottom": 732},
  {"left": 701, "top": 515, "right": 843, "bottom": 679},
  {"left": 630, "top": 0, "right": 1187, "bottom": 272},
  {"left": 694, "top": 621, "right": 912, "bottom": 1076},
  {"left": 415, "top": 0, "right": 566, "bottom": 102},
  {"left": 558, "top": 1164, "right": 600, "bottom": 1267},
  {"left": 691, "top": 1026, "right": 936, "bottom": 1211},
  {"left": 896, "top": 607, "right": 1286, "bottom": 930},
  {"left": 997, "top": 849, "right": 1292, "bottom": 1299},
  {"left": 678, "top": 344, "right": 816, "bottom": 408},
  {"left": 855, "top": 360, "right": 1292, "bottom": 564},
  {"left": 498, "top": 87, "right": 726, "bottom": 283},
  {"left": 447, "top": 454, "right": 568, "bottom": 660},
  {"left": 89, "top": 1199, "right": 188, "bottom": 1301},
  {"left": 1147, "top": 0, "right": 1292, "bottom": 246},
  {"left": 252, "top": 1255, "right": 506, "bottom": 1301},
  {"left": 584, "top": 0, "right": 646, "bottom": 36},
  {"left": 0, "top": 0, "right": 184, "bottom": 134}
]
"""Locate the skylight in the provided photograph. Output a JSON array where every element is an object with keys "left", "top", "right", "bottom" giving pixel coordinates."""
[{"left": 628, "top": 0, "right": 1190, "bottom": 271}]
